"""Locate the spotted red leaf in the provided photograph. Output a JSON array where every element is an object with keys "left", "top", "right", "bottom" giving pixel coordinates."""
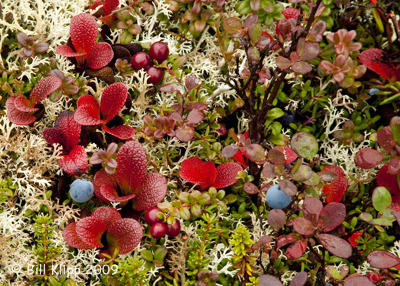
[
  {"left": 233, "top": 147, "right": 249, "bottom": 168},
  {"left": 93, "top": 169, "right": 118, "bottom": 202},
  {"left": 179, "top": 157, "right": 217, "bottom": 189},
  {"left": 213, "top": 162, "right": 243, "bottom": 189},
  {"left": 133, "top": 172, "right": 167, "bottom": 211},
  {"left": 75, "top": 216, "right": 107, "bottom": 248},
  {"left": 354, "top": 148, "right": 383, "bottom": 169},
  {"left": 318, "top": 202, "right": 346, "bottom": 232},
  {"left": 282, "top": 7, "right": 300, "bottom": 20},
  {"left": 359, "top": 48, "right": 397, "bottom": 80},
  {"left": 70, "top": 13, "right": 98, "bottom": 54},
  {"left": 6, "top": 96, "right": 36, "bottom": 125},
  {"left": 86, "top": 42, "right": 114, "bottom": 70},
  {"left": 92, "top": 207, "right": 122, "bottom": 227},
  {"left": 58, "top": 145, "right": 88, "bottom": 175},
  {"left": 29, "top": 76, "right": 63, "bottom": 103},
  {"left": 116, "top": 141, "right": 147, "bottom": 192},
  {"left": 13, "top": 96, "right": 37, "bottom": 112},
  {"left": 102, "top": 125, "right": 135, "bottom": 140},
  {"left": 99, "top": 184, "right": 137, "bottom": 202},
  {"left": 317, "top": 233, "right": 352, "bottom": 258},
  {"left": 100, "top": 83, "right": 127, "bottom": 122},
  {"left": 56, "top": 45, "right": 87, "bottom": 57},
  {"left": 107, "top": 218, "right": 142, "bottom": 254},
  {"left": 63, "top": 222, "right": 94, "bottom": 249},
  {"left": 74, "top": 96, "right": 103, "bottom": 126},
  {"left": 376, "top": 164, "right": 400, "bottom": 194},
  {"left": 367, "top": 250, "right": 400, "bottom": 269},
  {"left": 77, "top": 94, "right": 100, "bottom": 108},
  {"left": 322, "top": 166, "right": 348, "bottom": 203},
  {"left": 286, "top": 239, "right": 307, "bottom": 260},
  {"left": 53, "top": 111, "right": 81, "bottom": 152}
]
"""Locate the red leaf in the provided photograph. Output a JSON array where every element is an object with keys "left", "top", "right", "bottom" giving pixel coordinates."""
[
  {"left": 286, "top": 240, "right": 307, "bottom": 260},
  {"left": 179, "top": 157, "right": 217, "bottom": 190},
  {"left": 377, "top": 126, "right": 394, "bottom": 152},
  {"left": 63, "top": 222, "right": 94, "bottom": 249},
  {"left": 289, "top": 272, "right": 307, "bottom": 286},
  {"left": 268, "top": 209, "right": 286, "bottom": 231},
  {"left": 282, "top": 7, "right": 300, "bottom": 20},
  {"left": 86, "top": 42, "right": 114, "bottom": 70},
  {"left": 58, "top": 145, "right": 88, "bottom": 175},
  {"left": 343, "top": 275, "right": 375, "bottom": 286},
  {"left": 107, "top": 218, "right": 143, "bottom": 254},
  {"left": 13, "top": 96, "right": 37, "bottom": 112},
  {"left": 103, "top": 0, "right": 119, "bottom": 15},
  {"left": 293, "top": 217, "right": 315, "bottom": 236},
  {"left": 322, "top": 166, "right": 348, "bottom": 203},
  {"left": 302, "top": 197, "right": 322, "bottom": 225},
  {"left": 388, "top": 157, "right": 400, "bottom": 176},
  {"left": 102, "top": 125, "right": 135, "bottom": 140},
  {"left": 56, "top": 45, "right": 87, "bottom": 57},
  {"left": 275, "top": 146, "right": 298, "bottom": 164},
  {"left": 359, "top": 48, "right": 396, "bottom": 80},
  {"left": 376, "top": 164, "right": 400, "bottom": 194},
  {"left": 133, "top": 172, "right": 167, "bottom": 211},
  {"left": 75, "top": 216, "right": 107, "bottom": 248},
  {"left": 186, "top": 109, "right": 204, "bottom": 125},
  {"left": 276, "top": 234, "right": 295, "bottom": 249},
  {"left": 74, "top": 99, "right": 103, "bottom": 125},
  {"left": 54, "top": 111, "right": 81, "bottom": 152},
  {"left": 93, "top": 169, "right": 118, "bottom": 202},
  {"left": 318, "top": 202, "right": 346, "bottom": 232},
  {"left": 29, "top": 76, "right": 62, "bottom": 104},
  {"left": 317, "top": 234, "right": 352, "bottom": 258},
  {"left": 391, "top": 195, "right": 400, "bottom": 212},
  {"left": 77, "top": 94, "right": 100, "bottom": 108},
  {"left": 99, "top": 184, "right": 137, "bottom": 202},
  {"left": 116, "top": 141, "right": 147, "bottom": 192},
  {"left": 70, "top": 13, "right": 98, "bottom": 54},
  {"left": 100, "top": 83, "right": 127, "bottom": 122},
  {"left": 233, "top": 148, "right": 249, "bottom": 168},
  {"left": 43, "top": 127, "right": 64, "bottom": 147},
  {"left": 175, "top": 124, "right": 194, "bottom": 142},
  {"left": 259, "top": 275, "right": 283, "bottom": 286},
  {"left": 6, "top": 96, "right": 36, "bottom": 125},
  {"left": 354, "top": 148, "right": 383, "bottom": 169},
  {"left": 367, "top": 250, "right": 400, "bottom": 269},
  {"left": 92, "top": 207, "right": 122, "bottom": 227},
  {"left": 213, "top": 162, "right": 243, "bottom": 189}
]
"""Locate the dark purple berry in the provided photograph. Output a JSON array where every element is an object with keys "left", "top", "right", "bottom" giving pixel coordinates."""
[
  {"left": 144, "top": 207, "right": 163, "bottom": 225},
  {"left": 146, "top": 66, "right": 163, "bottom": 84},
  {"left": 149, "top": 41, "right": 169, "bottom": 63},
  {"left": 150, "top": 222, "right": 167, "bottom": 239},
  {"left": 166, "top": 220, "right": 181, "bottom": 237},
  {"left": 131, "top": 52, "right": 150, "bottom": 70}
]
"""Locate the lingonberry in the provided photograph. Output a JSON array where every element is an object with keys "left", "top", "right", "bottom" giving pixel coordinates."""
[
  {"left": 149, "top": 41, "right": 169, "bottom": 63},
  {"left": 150, "top": 222, "right": 167, "bottom": 239},
  {"left": 131, "top": 51, "right": 150, "bottom": 70},
  {"left": 166, "top": 219, "right": 181, "bottom": 237},
  {"left": 146, "top": 66, "right": 163, "bottom": 84},
  {"left": 144, "top": 207, "right": 163, "bottom": 225}
]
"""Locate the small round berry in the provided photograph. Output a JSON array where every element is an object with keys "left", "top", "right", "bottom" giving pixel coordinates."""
[
  {"left": 146, "top": 67, "right": 163, "bottom": 84},
  {"left": 131, "top": 52, "right": 150, "bottom": 70},
  {"left": 368, "top": 88, "right": 380, "bottom": 96},
  {"left": 144, "top": 207, "right": 163, "bottom": 225},
  {"left": 150, "top": 222, "right": 167, "bottom": 239},
  {"left": 149, "top": 41, "right": 169, "bottom": 63},
  {"left": 69, "top": 179, "right": 94, "bottom": 203},
  {"left": 266, "top": 184, "right": 291, "bottom": 209},
  {"left": 166, "top": 219, "right": 181, "bottom": 237},
  {"left": 367, "top": 272, "right": 382, "bottom": 283}
]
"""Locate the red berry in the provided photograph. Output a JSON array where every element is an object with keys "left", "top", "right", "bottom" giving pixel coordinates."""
[
  {"left": 150, "top": 222, "right": 167, "bottom": 239},
  {"left": 149, "top": 41, "right": 169, "bottom": 63},
  {"left": 166, "top": 219, "right": 181, "bottom": 237},
  {"left": 146, "top": 67, "right": 163, "bottom": 84},
  {"left": 131, "top": 52, "right": 150, "bottom": 70},
  {"left": 144, "top": 207, "right": 163, "bottom": 225}
]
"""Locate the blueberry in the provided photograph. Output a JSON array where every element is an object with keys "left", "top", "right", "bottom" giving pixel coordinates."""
[
  {"left": 368, "top": 88, "right": 380, "bottom": 96},
  {"left": 69, "top": 179, "right": 94, "bottom": 203},
  {"left": 279, "top": 112, "right": 295, "bottom": 127},
  {"left": 266, "top": 184, "right": 291, "bottom": 209}
]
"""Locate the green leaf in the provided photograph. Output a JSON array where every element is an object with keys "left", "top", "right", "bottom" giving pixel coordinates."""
[
  {"left": 141, "top": 250, "right": 153, "bottom": 261},
  {"left": 267, "top": 108, "right": 284, "bottom": 120},
  {"left": 154, "top": 246, "right": 167, "bottom": 263},
  {"left": 372, "top": 186, "right": 392, "bottom": 212},
  {"left": 290, "top": 132, "right": 318, "bottom": 160}
]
